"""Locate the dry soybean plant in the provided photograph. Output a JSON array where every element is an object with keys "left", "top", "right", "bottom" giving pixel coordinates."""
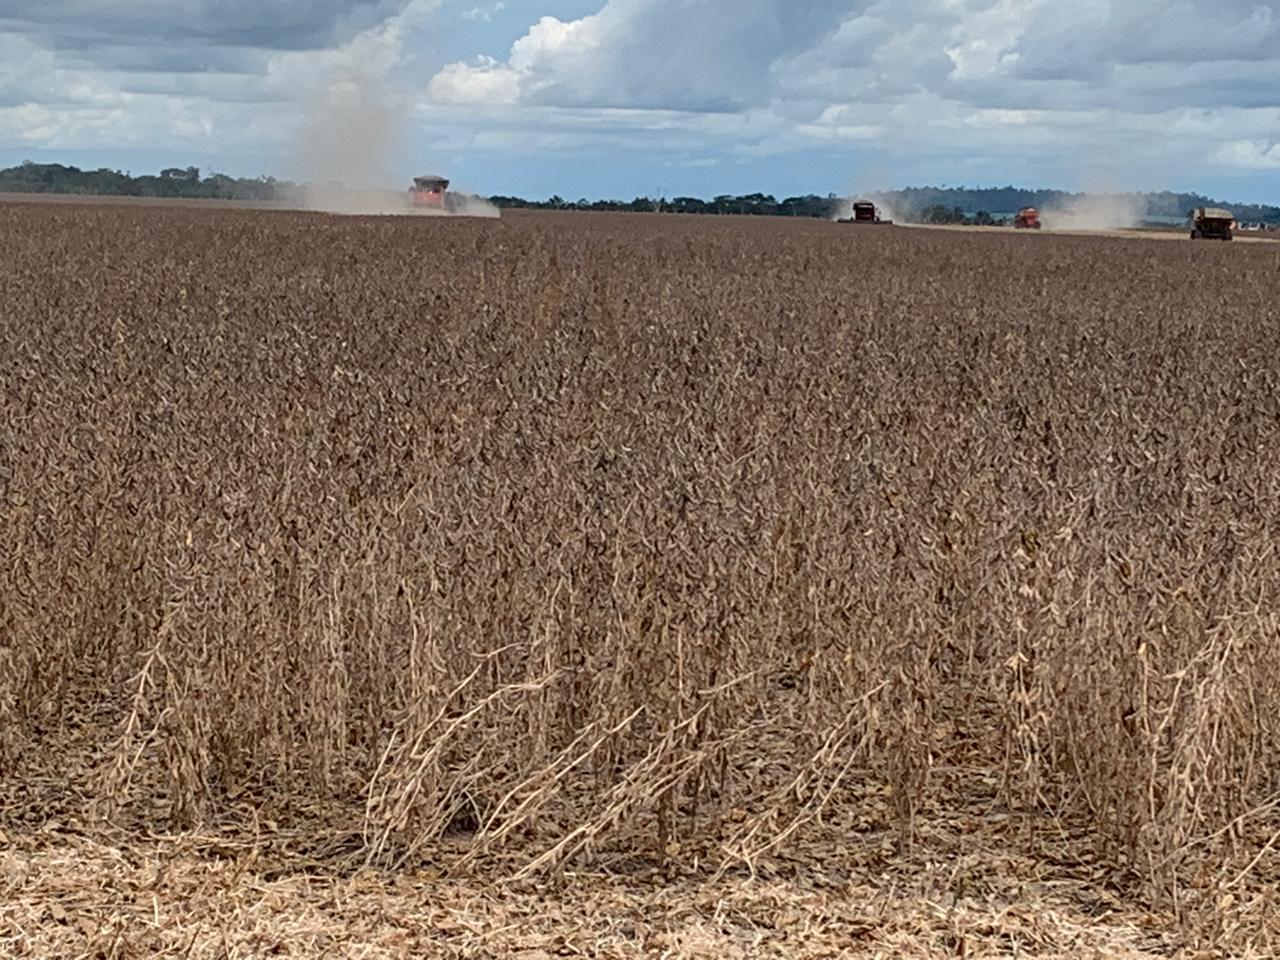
[{"left": 2, "top": 202, "right": 1280, "bottom": 942}]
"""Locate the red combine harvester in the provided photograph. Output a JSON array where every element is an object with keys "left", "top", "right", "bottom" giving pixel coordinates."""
[
  {"left": 409, "top": 174, "right": 449, "bottom": 209},
  {"left": 837, "top": 200, "right": 892, "bottom": 225},
  {"left": 1013, "top": 207, "right": 1041, "bottom": 229}
]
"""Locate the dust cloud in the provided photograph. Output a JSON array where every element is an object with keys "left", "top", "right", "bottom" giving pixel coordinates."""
[
  {"left": 439, "top": 192, "right": 501, "bottom": 219},
  {"left": 1041, "top": 193, "right": 1146, "bottom": 232},
  {"left": 831, "top": 160, "right": 900, "bottom": 223},
  {"left": 282, "top": 68, "right": 499, "bottom": 219},
  {"left": 829, "top": 197, "right": 854, "bottom": 221}
]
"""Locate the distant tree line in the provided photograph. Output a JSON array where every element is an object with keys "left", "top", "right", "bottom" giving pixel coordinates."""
[
  {"left": 0, "top": 161, "right": 285, "bottom": 201},
  {"left": 5, "top": 162, "right": 1278, "bottom": 225},
  {"left": 490, "top": 186, "right": 1280, "bottom": 225},
  {"left": 887, "top": 186, "right": 1280, "bottom": 224},
  {"left": 915, "top": 205, "right": 1005, "bottom": 226},
  {"left": 489, "top": 194, "right": 1005, "bottom": 224},
  {"left": 488, "top": 193, "right": 840, "bottom": 217}
]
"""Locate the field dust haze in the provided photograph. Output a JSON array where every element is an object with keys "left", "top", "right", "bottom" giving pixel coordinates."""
[
  {"left": 1042, "top": 192, "right": 1147, "bottom": 232},
  {"left": 829, "top": 196, "right": 854, "bottom": 221},
  {"left": 285, "top": 69, "right": 498, "bottom": 219},
  {"left": 438, "top": 191, "right": 501, "bottom": 219}
]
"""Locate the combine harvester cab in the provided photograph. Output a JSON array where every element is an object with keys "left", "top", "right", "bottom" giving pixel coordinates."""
[
  {"left": 837, "top": 200, "right": 892, "bottom": 225},
  {"left": 1013, "top": 207, "right": 1041, "bottom": 229},
  {"left": 410, "top": 174, "right": 450, "bottom": 210},
  {"left": 1190, "top": 207, "right": 1234, "bottom": 241}
]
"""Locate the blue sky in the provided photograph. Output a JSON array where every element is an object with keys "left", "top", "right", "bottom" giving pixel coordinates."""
[{"left": 2, "top": 0, "right": 1280, "bottom": 203}]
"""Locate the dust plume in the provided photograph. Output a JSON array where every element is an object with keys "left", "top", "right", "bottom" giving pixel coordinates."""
[
  {"left": 282, "top": 68, "right": 499, "bottom": 219},
  {"left": 287, "top": 68, "right": 406, "bottom": 215},
  {"left": 831, "top": 159, "right": 900, "bottom": 223},
  {"left": 437, "top": 188, "right": 502, "bottom": 220},
  {"left": 1041, "top": 193, "right": 1146, "bottom": 232},
  {"left": 829, "top": 196, "right": 853, "bottom": 221}
]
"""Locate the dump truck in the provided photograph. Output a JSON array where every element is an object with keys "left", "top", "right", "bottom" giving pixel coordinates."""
[
  {"left": 1189, "top": 207, "right": 1234, "bottom": 241},
  {"left": 1013, "top": 207, "right": 1041, "bottom": 229},
  {"left": 838, "top": 200, "right": 892, "bottom": 225}
]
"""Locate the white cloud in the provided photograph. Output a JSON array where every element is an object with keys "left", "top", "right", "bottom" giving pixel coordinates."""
[
  {"left": 424, "top": 1, "right": 1280, "bottom": 121},
  {"left": 0, "top": 0, "right": 443, "bottom": 158},
  {"left": 1212, "top": 139, "right": 1280, "bottom": 168},
  {"left": 408, "top": 0, "right": 1280, "bottom": 194},
  {"left": 428, "top": 56, "right": 522, "bottom": 104},
  {"left": 2, "top": 0, "right": 1280, "bottom": 197},
  {"left": 462, "top": 2, "right": 506, "bottom": 23},
  {"left": 426, "top": 2, "right": 856, "bottom": 112},
  {"left": 796, "top": 105, "right": 883, "bottom": 142}
]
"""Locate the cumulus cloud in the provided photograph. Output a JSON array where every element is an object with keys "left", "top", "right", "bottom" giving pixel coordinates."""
[
  {"left": 2, "top": 0, "right": 1280, "bottom": 197},
  {"left": 429, "top": 1, "right": 854, "bottom": 112},
  {"left": 429, "top": 55, "right": 522, "bottom": 104},
  {"left": 1213, "top": 139, "right": 1280, "bottom": 168},
  {"left": 462, "top": 2, "right": 507, "bottom": 23},
  {"left": 1011, "top": 0, "right": 1280, "bottom": 80},
  {"left": 0, "top": 0, "right": 442, "bottom": 161},
  {"left": 413, "top": 0, "right": 1280, "bottom": 191}
]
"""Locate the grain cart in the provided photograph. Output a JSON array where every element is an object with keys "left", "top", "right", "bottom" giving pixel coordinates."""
[{"left": 1190, "top": 207, "right": 1234, "bottom": 241}]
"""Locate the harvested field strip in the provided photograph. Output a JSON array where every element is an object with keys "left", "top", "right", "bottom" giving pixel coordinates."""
[{"left": 1, "top": 817, "right": 1183, "bottom": 959}]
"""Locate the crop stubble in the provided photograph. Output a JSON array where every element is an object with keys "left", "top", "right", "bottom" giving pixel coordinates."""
[{"left": 2, "top": 201, "right": 1280, "bottom": 955}]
